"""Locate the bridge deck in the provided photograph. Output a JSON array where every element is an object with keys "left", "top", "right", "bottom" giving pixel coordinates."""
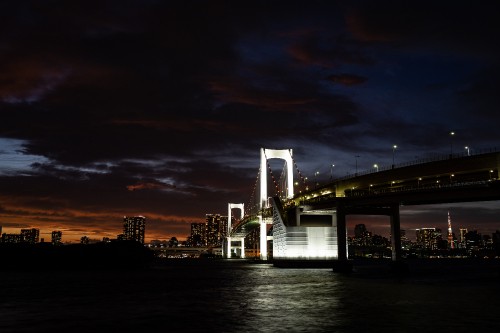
[{"left": 291, "top": 152, "right": 500, "bottom": 209}]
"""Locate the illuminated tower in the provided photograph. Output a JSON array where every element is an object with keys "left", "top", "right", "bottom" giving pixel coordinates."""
[
  {"left": 447, "top": 210, "right": 455, "bottom": 249},
  {"left": 123, "top": 216, "right": 146, "bottom": 244}
]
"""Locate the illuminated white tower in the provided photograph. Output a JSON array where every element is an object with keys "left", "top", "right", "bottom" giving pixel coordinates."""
[
  {"left": 447, "top": 210, "right": 455, "bottom": 249},
  {"left": 259, "top": 148, "right": 294, "bottom": 261}
]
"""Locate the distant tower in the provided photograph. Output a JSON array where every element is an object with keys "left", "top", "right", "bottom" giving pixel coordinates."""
[
  {"left": 447, "top": 210, "right": 455, "bottom": 249},
  {"left": 123, "top": 216, "right": 146, "bottom": 244}
]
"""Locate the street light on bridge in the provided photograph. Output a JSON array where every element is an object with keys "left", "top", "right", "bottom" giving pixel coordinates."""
[
  {"left": 449, "top": 131, "right": 455, "bottom": 157},
  {"left": 465, "top": 146, "right": 470, "bottom": 156},
  {"left": 374, "top": 164, "right": 379, "bottom": 172},
  {"left": 392, "top": 145, "right": 397, "bottom": 169},
  {"left": 314, "top": 171, "right": 319, "bottom": 188},
  {"left": 355, "top": 155, "right": 360, "bottom": 175},
  {"left": 330, "top": 164, "right": 335, "bottom": 180}
]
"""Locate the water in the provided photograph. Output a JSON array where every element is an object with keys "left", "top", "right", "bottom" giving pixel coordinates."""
[{"left": 0, "top": 260, "right": 499, "bottom": 332}]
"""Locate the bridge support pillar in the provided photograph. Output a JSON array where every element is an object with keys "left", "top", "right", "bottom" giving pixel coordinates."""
[
  {"left": 336, "top": 204, "right": 347, "bottom": 261},
  {"left": 389, "top": 203, "right": 408, "bottom": 275},
  {"left": 333, "top": 203, "right": 351, "bottom": 272},
  {"left": 390, "top": 203, "right": 402, "bottom": 262},
  {"left": 240, "top": 237, "right": 245, "bottom": 258},
  {"left": 226, "top": 237, "right": 232, "bottom": 259},
  {"left": 222, "top": 238, "right": 226, "bottom": 258},
  {"left": 260, "top": 216, "right": 267, "bottom": 260}
]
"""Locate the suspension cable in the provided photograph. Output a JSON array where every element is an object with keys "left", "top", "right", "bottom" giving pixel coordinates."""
[
  {"left": 247, "top": 167, "right": 260, "bottom": 216},
  {"left": 279, "top": 161, "right": 287, "bottom": 198},
  {"left": 290, "top": 149, "right": 308, "bottom": 189}
]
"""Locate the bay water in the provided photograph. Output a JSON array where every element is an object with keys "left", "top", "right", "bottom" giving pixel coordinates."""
[{"left": 0, "top": 259, "right": 499, "bottom": 332}]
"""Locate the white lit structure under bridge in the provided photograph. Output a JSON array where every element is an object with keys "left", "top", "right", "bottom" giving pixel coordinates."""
[{"left": 271, "top": 197, "right": 339, "bottom": 267}]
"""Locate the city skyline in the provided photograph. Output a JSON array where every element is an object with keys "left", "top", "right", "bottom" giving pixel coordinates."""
[
  {"left": 2, "top": 205, "right": 497, "bottom": 244},
  {"left": 1, "top": 1, "right": 500, "bottom": 242}
]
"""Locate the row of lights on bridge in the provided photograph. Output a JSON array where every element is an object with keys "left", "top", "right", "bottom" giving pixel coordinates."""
[
  {"left": 367, "top": 170, "right": 496, "bottom": 190},
  {"left": 321, "top": 139, "right": 474, "bottom": 181},
  {"left": 293, "top": 134, "right": 479, "bottom": 196}
]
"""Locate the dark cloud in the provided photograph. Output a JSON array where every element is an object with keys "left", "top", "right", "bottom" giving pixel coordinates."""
[
  {"left": 346, "top": 0, "right": 500, "bottom": 58},
  {"left": 1, "top": 0, "right": 499, "bottom": 241},
  {"left": 326, "top": 74, "right": 367, "bottom": 86}
]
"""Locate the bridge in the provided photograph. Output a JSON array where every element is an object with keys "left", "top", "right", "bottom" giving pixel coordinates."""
[{"left": 224, "top": 147, "right": 500, "bottom": 269}]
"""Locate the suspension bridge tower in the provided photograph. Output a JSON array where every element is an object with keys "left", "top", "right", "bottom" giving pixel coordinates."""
[
  {"left": 224, "top": 203, "right": 245, "bottom": 258},
  {"left": 259, "top": 148, "right": 295, "bottom": 260}
]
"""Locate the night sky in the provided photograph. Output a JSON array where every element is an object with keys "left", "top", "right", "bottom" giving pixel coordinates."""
[{"left": 1, "top": 0, "right": 500, "bottom": 243}]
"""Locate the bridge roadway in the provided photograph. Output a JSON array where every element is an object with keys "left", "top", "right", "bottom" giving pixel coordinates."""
[
  {"left": 230, "top": 212, "right": 271, "bottom": 238},
  {"left": 288, "top": 151, "right": 500, "bottom": 269},
  {"left": 294, "top": 150, "right": 499, "bottom": 204},
  {"left": 230, "top": 151, "right": 500, "bottom": 268}
]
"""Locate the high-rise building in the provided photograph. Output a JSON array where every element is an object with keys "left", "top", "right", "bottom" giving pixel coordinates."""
[
  {"left": 354, "top": 224, "right": 367, "bottom": 238},
  {"left": 464, "top": 230, "right": 482, "bottom": 250},
  {"left": 416, "top": 228, "right": 442, "bottom": 250},
  {"left": 459, "top": 228, "right": 468, "bottom": 243},
  {"left": 189, "top": 215, "right": 229, "bottom": 247},
  {"left": 51, "top": 231, "right": 62, "bottom": 245},
  {"left": 400, "top": 229, "right": 412, "bottom": 250},
  {"left": 353, "top": 224, "right": 372, "bottom": 246},
  {"left": 1, "top": 233, "right": 21, "bottom": 243},
  {"left": 123, "top": 216, "right": 146, "bottom": 244},
  {"left": 206, "top": 214, "right": 225, "bottom": 246},
  {"left": 492, "top": 230, "right": 500, "bottom": 252},
  {"left": 20, "top": 228, "right": 39, "bottom": 244},
  {"left": 220, "top": 215, "right": 228, "bottom": 240},
  {"left": 190, "top": 222, "right": 206, "bottom": 246}
]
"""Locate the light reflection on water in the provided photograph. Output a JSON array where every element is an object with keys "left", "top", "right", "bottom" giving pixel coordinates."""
[
  {"left": 218, "top": 265, "right": 346, "bottom": 332},
  {"left": 0, "top": 261, "right": 499, "bottom": 332}
]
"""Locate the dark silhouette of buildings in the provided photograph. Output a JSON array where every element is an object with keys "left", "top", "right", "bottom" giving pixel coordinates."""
[
  {"left": 51, "top": 231, "right": 62, "bottom": 245},
  {"left": 1, "top": 233, "right": 21, "bottom": 243},
  {"left": 20, "top": 228, "right": 39, "bottom": 244},
  {"left": 1, "top": 228, "right": 40, "bottom": 244}
]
